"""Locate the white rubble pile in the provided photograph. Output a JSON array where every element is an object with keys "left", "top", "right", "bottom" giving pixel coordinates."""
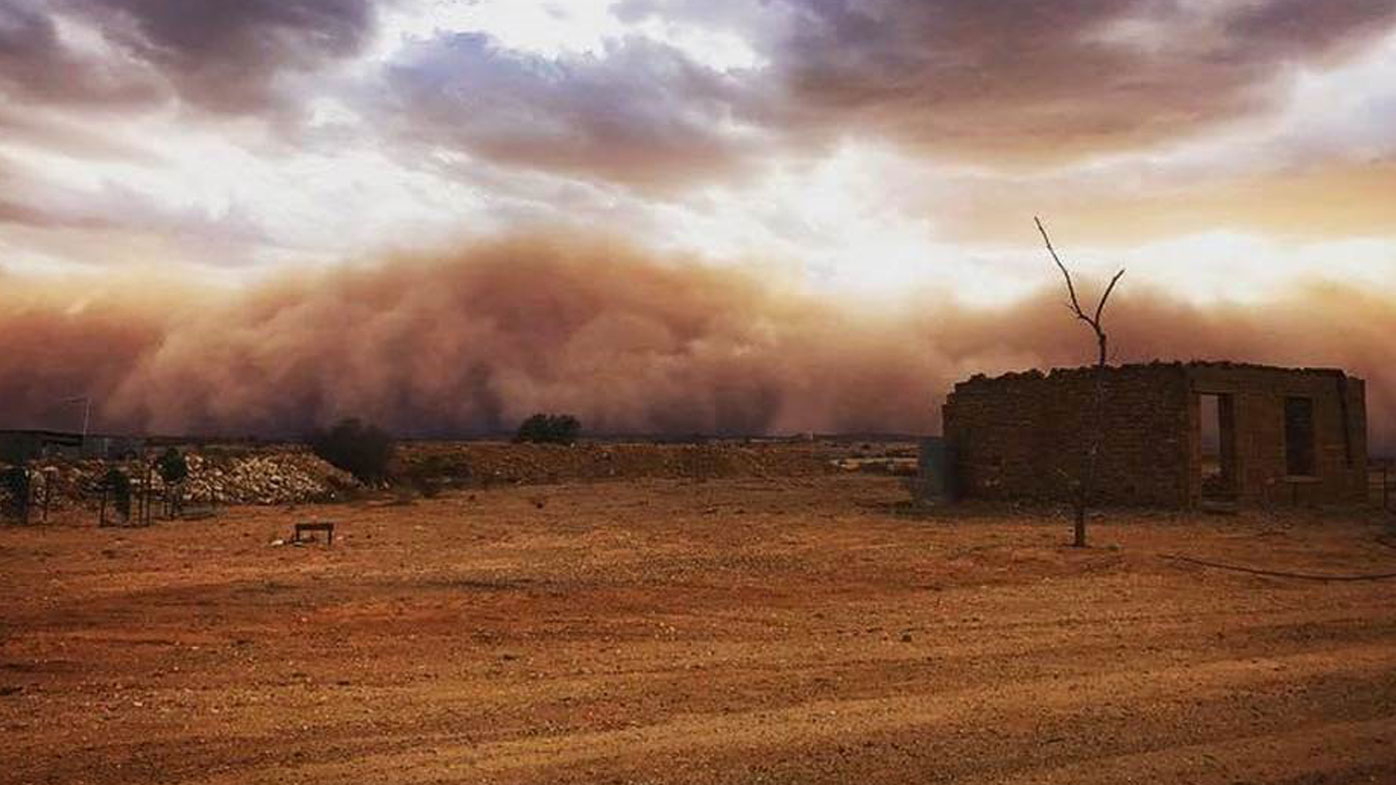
[
  {"left": 29, "top": 450, "right": 359, "bottom": 507},
  {"left": 181, "top": 452, "right": 358, "bottom": 505}
]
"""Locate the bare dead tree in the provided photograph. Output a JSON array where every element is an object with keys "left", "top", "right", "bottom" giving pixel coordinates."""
[{"left": 1035, "top": 216, "right": 1125, "bottom": 548}]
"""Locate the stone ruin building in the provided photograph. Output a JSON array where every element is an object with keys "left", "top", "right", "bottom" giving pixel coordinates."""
[{"left": 941, "top": 362, "right": 1368, "bottom": 509}]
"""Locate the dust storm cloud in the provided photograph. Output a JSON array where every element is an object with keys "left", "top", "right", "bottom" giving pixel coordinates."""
[{"left": 0, "top": 234, "right": 1391, "bottom": 450}]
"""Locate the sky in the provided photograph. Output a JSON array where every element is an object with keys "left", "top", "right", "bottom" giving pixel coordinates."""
[{"left": 1, "top": 0, "right": 1394, "bottom": 440}]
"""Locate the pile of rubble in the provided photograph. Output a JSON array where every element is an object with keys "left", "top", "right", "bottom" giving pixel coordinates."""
[
  {"left": 26, "top": 449, "right": 359, "bottom": 508},
  {"left": 181, "top": 452, "right": 358, "bottom": 505}
]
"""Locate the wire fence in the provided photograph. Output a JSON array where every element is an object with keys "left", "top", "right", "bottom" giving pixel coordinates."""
[{"left": 1, "top": 456, "right": 195, "bottom": 527}]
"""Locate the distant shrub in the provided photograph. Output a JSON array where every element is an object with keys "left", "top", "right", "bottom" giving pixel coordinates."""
[
  {"left": 309, "top": 418, "right": 396, "bottom": 484},
  {"left": 0, "top": 465, "right": 29, "bottom": 520},
  {"left": 103, "top": 467, "right": 131, "bottom": 520},
  {"left": 157, "top": 448, "right": 189, "bottom": 485},
  {"left": 514, "top": 414, "right": 581, "bottom": 445}
]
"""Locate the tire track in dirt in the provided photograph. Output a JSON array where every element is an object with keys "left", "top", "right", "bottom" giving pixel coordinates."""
[{"left": 158, "top": 643, "right": 1396, "bottom": 785}]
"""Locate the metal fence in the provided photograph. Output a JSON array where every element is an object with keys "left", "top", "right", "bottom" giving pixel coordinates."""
[{"left": 1, "top": 456, "right": 193, "bottom": 527}]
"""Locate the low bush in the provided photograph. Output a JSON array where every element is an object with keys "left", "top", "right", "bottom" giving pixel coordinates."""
[
  {"left": 157, "top": 448, "right": 189, "bottom": 485},
  {"left": 308, "top": 418, "right": 396, "bottom": 484},
  {"left": 514, "top": 414, "right": 581, "bottom": 445}
]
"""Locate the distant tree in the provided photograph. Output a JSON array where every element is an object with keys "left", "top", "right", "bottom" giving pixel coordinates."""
[
  {"left": 309, "top": 418, "right": 396, "bottom": 484},
  {"left": 103, "top": 467, "right": 131, "bottom": 522},
  {"left": 156, "top": 448, "right": 189, "bottom": 518},
  {"left": 157, "top": 448, "right": 188, "bottom": 485},
  {"left": 514, "top": 413, "right": 581, "bottom": 445},
  {"left": 1035, "top": 217, "right": 1125, "bottom": 548},
  {"left": 0, "top": 464, "right": 29, "bottom": 523}
]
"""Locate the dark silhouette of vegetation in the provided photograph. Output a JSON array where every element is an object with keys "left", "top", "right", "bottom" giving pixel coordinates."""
[
  {"left": 157, "top": 448, "right": 188, "bottom": 484},
  {"left": 1, "top": 465, "right": 29, "bottom": 522},
  {"left": 309, "top": 418, "right": 396, "bottom": 483},
  {"left": 104, "top": 467, "right": 131, "bottom": 522},
  {"left": 157, "top": 448, "right": 188, "bottom": 517},
  {"left": 514, "top": 413, "right": 581, "bottom": 445}
]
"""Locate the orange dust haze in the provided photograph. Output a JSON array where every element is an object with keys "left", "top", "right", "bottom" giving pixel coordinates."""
[{"left": 1, "top": 233, "right": 1391, "bottom": 451}]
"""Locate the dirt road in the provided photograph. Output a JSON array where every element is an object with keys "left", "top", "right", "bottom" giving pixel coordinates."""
[{"left": 3, "top": 476, "right": 1394, "bottom": 783}]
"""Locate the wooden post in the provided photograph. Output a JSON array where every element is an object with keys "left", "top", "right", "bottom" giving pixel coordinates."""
[
  {"left": 1384, "top": 461, "right": 1390, "bottom": 511},
  {"left": 20, "top": 470, "right": 30, "bottom": 527},
  {"left": 144, "top": 464, "right": 154, "bottom": 526}
]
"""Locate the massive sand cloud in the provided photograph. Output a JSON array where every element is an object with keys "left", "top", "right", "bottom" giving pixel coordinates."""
[{"left": 1, "top": 232, "right": 1392, "bottom": 451}]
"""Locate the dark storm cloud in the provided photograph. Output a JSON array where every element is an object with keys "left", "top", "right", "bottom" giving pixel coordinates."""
[
  {"left": 1226, "top": 0, "right": 1396, "bottom": 54},
  {"left": 612, "top": 0, "right": 1396, "bottom": 167},
  {"left": 0, "top": 0, "right": 161, "bottom": 107},
  {"left": 768, "top": 0, "right": 1396, "bottom": 162},
  {"left": 0, "top": 0, "right": 377, "bottom": 116},
  {"left": 7, "top": 0, "right": 1392, "bottom": 190},
  {"left": 377, "top": 33, "right": 764, "bottom": 188},
  {"left": 75, "top": 0, "right": 377, "bottom": 113}
]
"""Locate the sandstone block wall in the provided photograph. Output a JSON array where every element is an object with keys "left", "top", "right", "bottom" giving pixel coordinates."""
[
  {"left": 943, "top": 362, "right": 1368, "bottom": 509},
  {"left": 943, "top": 364, "right": 1192, "bottom": 507},
  {"left": 1183, "top": 364, "right": 1367, "bottom": 507}
]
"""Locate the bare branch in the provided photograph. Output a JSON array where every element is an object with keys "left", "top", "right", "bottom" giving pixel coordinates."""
[
  {"left": 1035, "top": 216, "right": 1084, "bottom": 319},
  {"left": 1093, "top": 268, "right": 1126, "bottom": 324}
]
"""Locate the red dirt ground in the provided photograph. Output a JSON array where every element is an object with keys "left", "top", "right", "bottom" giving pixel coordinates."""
[{"left": 3, "top": 474, "right": 1395, "bottom": 784}]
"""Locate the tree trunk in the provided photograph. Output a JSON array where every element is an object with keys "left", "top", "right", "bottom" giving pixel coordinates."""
[{"left": 1035, "top": 218, "right": 1124, "bottom": 550}]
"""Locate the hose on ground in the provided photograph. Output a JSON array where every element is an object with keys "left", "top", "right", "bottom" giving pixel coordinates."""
[{"left": 1159, "top": 553, "right": 1396, "bottom": 582}]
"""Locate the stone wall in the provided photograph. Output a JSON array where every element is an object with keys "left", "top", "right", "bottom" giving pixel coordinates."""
[
  {"left": 943, "top": 364, "right": 1192, "bottom": 507},
  {"left": 943, "top": 362, "right": 1368, "bottom": 509},
  {"left": 1183, "top": 364, "right": 1367, "bottom": 507}
]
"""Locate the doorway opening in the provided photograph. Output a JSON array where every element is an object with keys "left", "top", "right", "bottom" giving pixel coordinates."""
[
  {"left": 1285, "top": 396, "right": 1316, "bottom": 477},
  {"left": 1199, "top": 393, "right": 1237, "bottom": 501}
]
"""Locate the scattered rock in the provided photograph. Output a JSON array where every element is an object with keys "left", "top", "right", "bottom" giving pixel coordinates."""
[{"left": 398, "top": 442, "right": 832, "bottom": 488}]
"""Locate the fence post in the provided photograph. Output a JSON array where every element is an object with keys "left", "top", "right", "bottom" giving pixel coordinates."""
[{"left": 145, "top": 464, "right": 155, "bottom": 526}]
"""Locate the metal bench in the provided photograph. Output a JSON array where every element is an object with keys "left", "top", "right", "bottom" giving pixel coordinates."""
[{"left": 292, "top": 521, "right": 336, "bottom": 546}]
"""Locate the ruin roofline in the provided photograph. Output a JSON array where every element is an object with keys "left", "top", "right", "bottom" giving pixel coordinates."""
[{"left": 956, "top": 360, "right": 1363, "bottom": 388}]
